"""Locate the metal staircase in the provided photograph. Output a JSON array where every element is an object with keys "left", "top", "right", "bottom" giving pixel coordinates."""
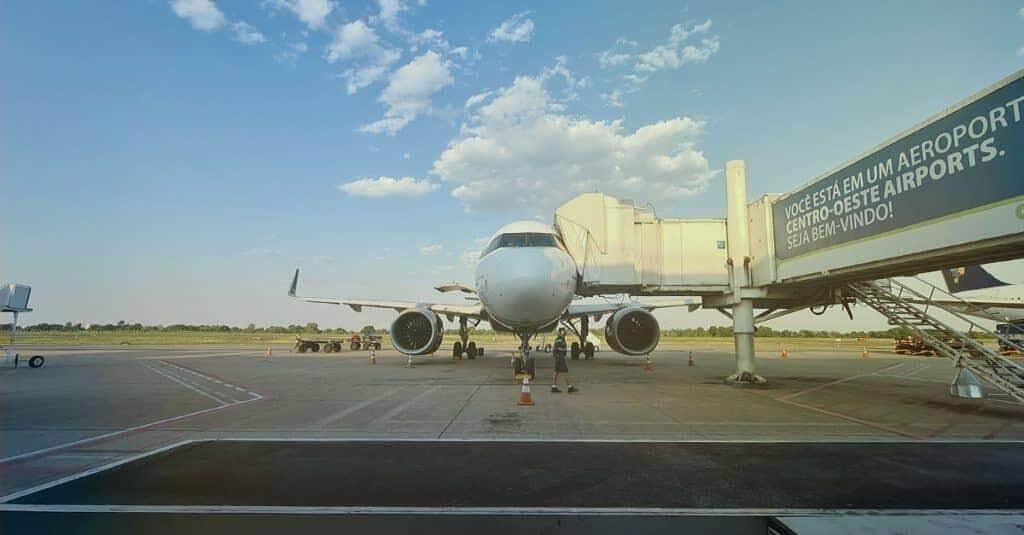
[{"left": 848, "top": 278, "right": 1024, "bottom": 402}]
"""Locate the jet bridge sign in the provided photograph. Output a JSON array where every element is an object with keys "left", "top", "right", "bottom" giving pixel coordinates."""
[{"left": 773, "top": 73, "right": 1024, "bottom": 261}]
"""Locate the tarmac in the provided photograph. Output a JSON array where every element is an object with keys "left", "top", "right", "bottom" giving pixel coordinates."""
[{"left": 2, "top": 344, "right": 1024, "bottom": 533}]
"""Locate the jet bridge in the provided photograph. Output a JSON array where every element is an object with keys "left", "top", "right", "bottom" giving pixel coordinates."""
[{"left": 554, "top": 68, "right": 1024, "bottom": 392}]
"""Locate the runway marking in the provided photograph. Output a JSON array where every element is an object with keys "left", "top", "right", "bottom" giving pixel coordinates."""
[
  {"left": 0, "top": 365, "right": 264, "bottom": 466},
  {"left": 774, "top": 362, "right": 927, "bottom": 440},
  {"left": 437, "top": 385, "right": 481, "bottom": 438},
  {"left": 2, "top": 504, "right": 1023, "bottom": 516},
  {"left": 314, "top": 387, "right": 405, "bottom": 428},
  {"left": 145, "top": 364, "right": 229, "bottom": 406},
  {"left": 774, "top": 397, "right": 926, "bottom": 440},
  {"left": 0, "top": 440, "right": 193, "bottom": 503},
  {"left": 373, "top": 385, "right": 443, "bottom": 425},
  {"left": 777, "top": 362, "right": 905, "bottom": 402}
]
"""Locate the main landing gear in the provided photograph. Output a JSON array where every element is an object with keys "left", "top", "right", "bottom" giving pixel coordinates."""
[
  {"left": 453, "top": 317, "right": 485, "bottom": 360},
  {"left": 513, "top": 333, "right": 536, "bottom": 381},
  {"left": 564, "top": 317, "right": 595, "bottom": 361}
]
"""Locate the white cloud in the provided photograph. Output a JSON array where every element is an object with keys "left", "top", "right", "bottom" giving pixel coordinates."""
[
  {"left": 1019, "top": 7, "right": 1024, "bottom": 17},
  {"left": 326, "top": 20, "right": 402, "bottom": 94},
  {"left": 408, "top": 28, "right": 448, "bottom": 52},
  {"left": 464, "top": 90, "right": 492, "bottom": 109},
  {"left": 360, "top": 50, "right": 453, "bottom": 134},
  {"left": 373, "top": 0, "right": 406, "bottom": 28},
  {"left": 231, "top": 21, "right": 266, "bottom": 44},
  {"left": 635, "top": 20, "right": 718, "bottom": 72},
  {"left": 600, "top": 89, "right": 624, "bottom": 108},
  {"left": 430, "top": 63, "right": 714, "bottom": 213},
  {"left": 419, "top": 243, "right": 443, "bottom": 255},
  {"left": 277, "top": 40, "right": 310, "bottom": 62},
  {"left": 597, "top": 20, "right": 718, "bottom": 107},
  {"left": 403, "top": 152, "right": 412, "bottom": 159},
  {"left": 1018, "top": 46, "right": 1024, "bottom": 57},
  {"left": 339, "top": 176, "right": 439, "bottom": 197},
  {"left": 597, "top": 38, "right": 637, "bottom": 68},
  {"left": 265, "top": 0, "right": 335, "bottom": 30},
  {"left": 488, "top": 12, "right": 534, "bottom": 43},
  {"left": 170, "top": 0, "right": 225, "bottom": 31}
]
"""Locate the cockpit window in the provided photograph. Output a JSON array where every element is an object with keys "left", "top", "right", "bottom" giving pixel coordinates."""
[{"left": 481, "top": 233, "right": 560, "bottom": 257}]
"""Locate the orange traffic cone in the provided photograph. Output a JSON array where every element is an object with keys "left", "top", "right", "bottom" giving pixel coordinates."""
[
  {"left": 644, "top": 356, "right": 653, "bottom": 371},
  {"left": 518, "top": 377, "right": 534, "bottom": 406},
  {"left": 370, "top": 349, "right": 377, "bottom": 365},
  {"left": 780, "top": 346, "right": 788, "bottom": 359},
  {"left": 265, "top": 346, "right": 272, "bottom": 357},
  {"left": 688, "top": 350, "right": 694, "bottom": 367},
  {"left": 861, "top": 346, "right": 869, "bottom": 359}
]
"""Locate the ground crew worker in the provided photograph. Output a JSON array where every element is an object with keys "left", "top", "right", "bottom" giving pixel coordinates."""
[{"left": 551, "top": 328, "right": 577, "bottom": 393}]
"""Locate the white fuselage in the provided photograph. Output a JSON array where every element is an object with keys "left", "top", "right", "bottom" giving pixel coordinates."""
[
  {"left": 473, "top": 225, "right": 577, "bottom": 333},
  {"left": 956, "top": 285, "right": 1024, "bottom": 323}
]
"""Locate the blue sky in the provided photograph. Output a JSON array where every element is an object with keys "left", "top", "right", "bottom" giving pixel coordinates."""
[{"left": 3, "top": 1, "right": 1023, "bottom": 330}]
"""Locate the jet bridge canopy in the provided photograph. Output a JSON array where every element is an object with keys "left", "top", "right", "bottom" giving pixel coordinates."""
[{"left": 554, "top": 193, "right": 730, "bottom": 296}]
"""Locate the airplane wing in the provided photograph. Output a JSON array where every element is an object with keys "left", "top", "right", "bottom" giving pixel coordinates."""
[
  {"left": 288, "top": 269, "right": 484, "bottom": 318},
  {"left": 566, "top": 299, "right": 700, "bottom": 320},
  {"left": 905, "top": 297, "right": 1024, "bottom": 310}
]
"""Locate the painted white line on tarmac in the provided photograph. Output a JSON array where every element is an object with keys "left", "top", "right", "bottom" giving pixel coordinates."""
[
  {"left": 0, "top": 370, "right": 264, "bottom": 466},
  {"left": 145, "top": 364, "right": 228, "bottom": 406},
  {"left": 0, "top": 504, "right": 1022, "bottom": 516},
  {"left": 314, "top": 387, "right": 405, "bottom": 428},
  {"left": 373, "top": 385, "right": 442, "bottom": 425},
  {"left": 0, "top": 440, "right": 195, "bottom": 503},
  {"left": 200, "top": 437, "right": 1024, "bottom": 444},
  {"left": 779, "top": 362, "right": 905, "bottom": 402}
]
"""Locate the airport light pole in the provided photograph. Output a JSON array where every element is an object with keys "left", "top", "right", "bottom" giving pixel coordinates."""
[{"left": 724, "top": 160, "right": 765, "bottom": 384}]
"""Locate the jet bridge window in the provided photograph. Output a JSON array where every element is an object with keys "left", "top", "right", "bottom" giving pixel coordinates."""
[{"left": 481, "top": 233, "right": 559, "bottom": 257}]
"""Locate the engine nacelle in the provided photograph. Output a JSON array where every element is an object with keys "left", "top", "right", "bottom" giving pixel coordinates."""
[
  {"left": 390, "top": 308, "right": 444, "bottom": 355},
  {"left": 604, "top": 307, "right": 660, "bottom": 356}
]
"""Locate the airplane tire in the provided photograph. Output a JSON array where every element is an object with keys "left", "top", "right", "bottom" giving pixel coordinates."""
[
  {"left": 350, "top": 342, "right": 360, "bottom": 351},
  {"left": 478, "top": 347, "right": 484, "bottom": 356},
  {"left": 310, "top": 343, "right": 320, "bottom": 353},
  {"left": 570, "top": 342, "right": 580, "bottom": 360},
  {"left": 29, "top": 356, "right": 44, "bottom": 368},
  {"left": 584, "top": 342, "right": 595, "bottom": 360},
  {"left": 453, "top": 341, "right": 463, "bottom": 359},
  {"left": 526, "top": 357, "right": 536, "bottom": 379},
  {"left": 467, "top": 341, "right": 477, "bottom": 359},
  {"left": 297, "top": 344, "right": 307, "bottom": 354},
  {"left": 513, "top": 357, "right": 523, "bottom": 376}
]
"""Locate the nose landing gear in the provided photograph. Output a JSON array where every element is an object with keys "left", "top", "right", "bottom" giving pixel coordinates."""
[{"left": 513, "top": 333, "right": 536, "bottom": 381}]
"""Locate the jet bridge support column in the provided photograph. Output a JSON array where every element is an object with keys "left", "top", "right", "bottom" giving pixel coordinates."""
[{"left": 724, "top": 160, "right": 766, "bottom": 384}]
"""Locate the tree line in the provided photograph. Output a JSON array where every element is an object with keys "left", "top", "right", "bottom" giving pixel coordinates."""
[{"left": 7, "top": 321, "right": 383, "bottom": 336}]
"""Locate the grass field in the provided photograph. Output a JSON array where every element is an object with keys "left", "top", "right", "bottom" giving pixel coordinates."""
[{"left": 7, "top": 330, "right": 896, "bottom": 350}]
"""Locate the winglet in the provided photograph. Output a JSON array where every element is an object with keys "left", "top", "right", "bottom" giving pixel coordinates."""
[{"left": 288, "top": 269, "right": 299, "bottom": 297}]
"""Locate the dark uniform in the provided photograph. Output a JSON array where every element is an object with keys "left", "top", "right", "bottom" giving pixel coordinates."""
[{"left": 553, "top": 335, "right": 569, "bottom": 373}]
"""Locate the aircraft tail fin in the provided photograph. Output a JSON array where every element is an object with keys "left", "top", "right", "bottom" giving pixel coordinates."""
[
  {"left": 941, "top": 265, "right": 1009, "bottom": 294},
  {"left": 288, "top": 269, "right": 299, "bottom": 297}
]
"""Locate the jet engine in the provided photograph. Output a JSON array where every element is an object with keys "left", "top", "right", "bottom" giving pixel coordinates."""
[
  {"left": 604, "top": 307, "right": 660, "bottom": 355},
  {"left": 390, "top": 309, "right": 444, "bottom": 355}
]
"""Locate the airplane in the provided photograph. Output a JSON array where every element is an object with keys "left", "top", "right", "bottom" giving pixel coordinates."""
[
  {"left": 937, "top": 265, "right": 1024, "bottom": 323},
  {"left": 288, "top": 220, "right": 689, "bottom": 378}
]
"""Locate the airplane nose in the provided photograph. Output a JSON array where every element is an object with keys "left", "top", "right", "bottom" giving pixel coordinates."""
[{"left": 476, "top": 247, "right": 576, "bottom": 329}]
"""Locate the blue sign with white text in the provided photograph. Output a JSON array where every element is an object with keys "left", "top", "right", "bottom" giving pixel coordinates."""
[{"left": 772, "top": 74, "right": 1024, "bottom": 260}]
